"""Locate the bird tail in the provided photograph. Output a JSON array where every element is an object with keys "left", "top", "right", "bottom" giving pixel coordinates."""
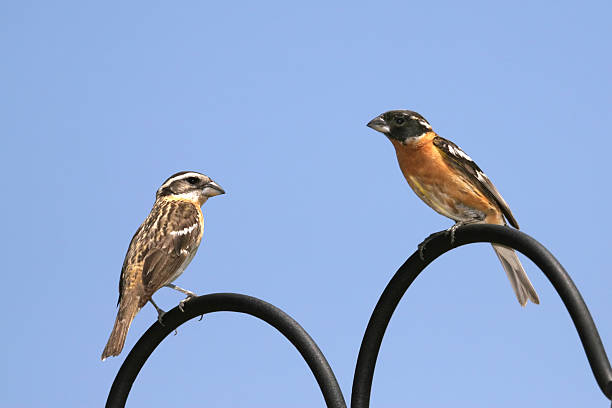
[
  {"left": 491, "top": 243, "right": 540, "bottom": 306},
  {"left": 101, "top": 297, "right": 141, "bottom": 361}
]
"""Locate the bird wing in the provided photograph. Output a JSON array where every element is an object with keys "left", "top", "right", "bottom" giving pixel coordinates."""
[
  {"left": 117, "top": 201, "right": 202, "bottom": 305},
  {"left": 141, "top": 204, "right": 202, "bottom": 294},
  {"left": 433, "top": 136, "right": 519, "bottom": 228}
]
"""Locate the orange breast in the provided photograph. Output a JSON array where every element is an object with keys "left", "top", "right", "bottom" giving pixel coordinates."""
[{"left": 390, "top": 133, "right": 498, "bottom": 222}]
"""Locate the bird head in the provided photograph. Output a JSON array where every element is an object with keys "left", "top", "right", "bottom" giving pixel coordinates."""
[
  {"left": 367, "top": 110, "right": 432, "bottom": 144},
  {"left": 156, "top": 171, "right": 225, "bottom": 205}
]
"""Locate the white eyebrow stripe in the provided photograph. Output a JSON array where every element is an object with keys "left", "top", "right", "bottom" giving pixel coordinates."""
[
  {"left": 409, "top": 115, "right": 432, "bottom": 129},
  {"left": 170, "top": 223, "right": 199, "bottom": 236},
  {"left": 159, "top": 172, "right": 204, "bottom": 190}
]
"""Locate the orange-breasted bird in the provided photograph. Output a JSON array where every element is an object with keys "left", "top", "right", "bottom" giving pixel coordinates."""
[
  {"left": 101, "top": 171, "right": 225, "bottom": 360},
  {"left": 367, "top": 110, "right": 539, "bottom": 306}
]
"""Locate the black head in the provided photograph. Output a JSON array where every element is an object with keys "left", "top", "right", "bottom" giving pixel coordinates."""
[{"left": 367, "top": 110, "right": 432, "bottom": 143}]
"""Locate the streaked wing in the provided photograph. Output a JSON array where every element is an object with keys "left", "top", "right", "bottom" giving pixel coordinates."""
[
  {"left": 141, "top": 203, "right": 202, "bottom": 294},
  {"left": 141, "top": 248, "right": 187, "bottom": 294},
  {"left": 433, "top": 136, "right": 519, "bottom": 228},
  {"left": 118, "top": 200, "right": 202, "bottom": 303}
]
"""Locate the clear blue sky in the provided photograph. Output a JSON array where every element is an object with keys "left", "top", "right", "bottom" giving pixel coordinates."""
[{"left": 2, "top": 1, "right": 611, "bottom": 407}]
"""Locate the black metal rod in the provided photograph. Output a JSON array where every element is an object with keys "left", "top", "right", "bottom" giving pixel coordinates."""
[
  {"left": 351, "top": 224, "right": 612, "bottom": 407},
  {"left": 106, "top": 293, "right": 347, "bottom": 408}
]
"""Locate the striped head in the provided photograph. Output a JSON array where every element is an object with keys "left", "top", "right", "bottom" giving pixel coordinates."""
[{"left": 156, "top": 171, "right": 225, "bottom": 205}]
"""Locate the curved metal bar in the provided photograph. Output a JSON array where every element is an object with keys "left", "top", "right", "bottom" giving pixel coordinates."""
[
  {"left": 351, "top": 224, "right": 612, "bottom": 407},
  {"left": 106, "top": 293, "right": 346, "bottom": 408}
]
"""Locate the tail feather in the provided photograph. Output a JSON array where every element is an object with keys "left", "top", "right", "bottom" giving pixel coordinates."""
[
  {"left": 491, "top": 243, "right": 539, "bottom": 306},
  {"left": 101, "top": 297, "right": 141, "bottom": 361}
]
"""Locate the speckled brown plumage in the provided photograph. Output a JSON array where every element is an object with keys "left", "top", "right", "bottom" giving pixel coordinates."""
[
  {"left": 118, "top": 199, "right": 203, "bottom": 305},
  {"left": 101, "top": 171, "right": 224, "bottom": 360}
]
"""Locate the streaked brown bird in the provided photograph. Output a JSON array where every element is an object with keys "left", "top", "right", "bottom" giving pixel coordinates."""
[
  {"left": 367, "top": 110, "right": 539, "bottom": 306},
  {"left": 101, "top": 171, "right": 225, "bottom": 360}
]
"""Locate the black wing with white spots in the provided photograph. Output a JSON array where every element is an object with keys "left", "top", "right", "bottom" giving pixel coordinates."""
[{"left": 433, "top": 136, "right": 519, "bottom": 228}]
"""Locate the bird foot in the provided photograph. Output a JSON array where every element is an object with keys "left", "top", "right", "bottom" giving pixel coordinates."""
[
  {"left": 149, "top": 298, "right": 167, "bottom": 326},
  {"left": 446, "top": 221, "right": 470, "bottom": 245},
  {"left": 418, "top": 231, "right": 447, "bottom": 260},
  {"left": 178, "top": 294, "right": 197, "bottom": 312},
  {"left": 157, "top": 310, "right": 167, "bottom": 326},
  {"left": 418, "top": 222, "right": 469, "bottom": 260}
]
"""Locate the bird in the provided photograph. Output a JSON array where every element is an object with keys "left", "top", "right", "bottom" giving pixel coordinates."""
[
  {"left": 367, "top": 110, "right": 539, "bottom": 306},
  {"left": 101, "top": 171, "right": 225, "bottom": 360}
]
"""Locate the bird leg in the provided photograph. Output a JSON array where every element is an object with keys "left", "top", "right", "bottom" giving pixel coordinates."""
[
  {"left": 164, "top": 283, "right": 198, "bottom": 312},
  {"left": 149, "top": 298, "right": 166, "bottom": 326}
]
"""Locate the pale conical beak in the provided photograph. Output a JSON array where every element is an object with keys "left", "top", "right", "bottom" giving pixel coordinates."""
[
  {"left": 202, "top": 181, "right": 225, "bottom": 197},
  {"left": 367, "top": 115, "right": 390, "bottom": 134}
]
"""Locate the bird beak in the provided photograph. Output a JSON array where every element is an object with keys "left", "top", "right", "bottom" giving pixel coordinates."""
[
  {"left": 367, "top": 115, "right": 390, "bottom": 134},
  {"left": 202, "top": 181, "right": 225, "bottom": 197}
]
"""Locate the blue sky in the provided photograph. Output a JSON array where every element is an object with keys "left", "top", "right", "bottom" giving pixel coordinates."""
[{"left": 2, "top": 1, "right": 611, "bottom": 407}]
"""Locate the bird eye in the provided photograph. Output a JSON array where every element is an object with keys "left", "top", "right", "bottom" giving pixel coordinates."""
[
  {"left": 186, "top": 177, "right": 199, "bottom": 185},
  {"left": 395, "top": 117, "right": 405, "bottom": 125}
]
